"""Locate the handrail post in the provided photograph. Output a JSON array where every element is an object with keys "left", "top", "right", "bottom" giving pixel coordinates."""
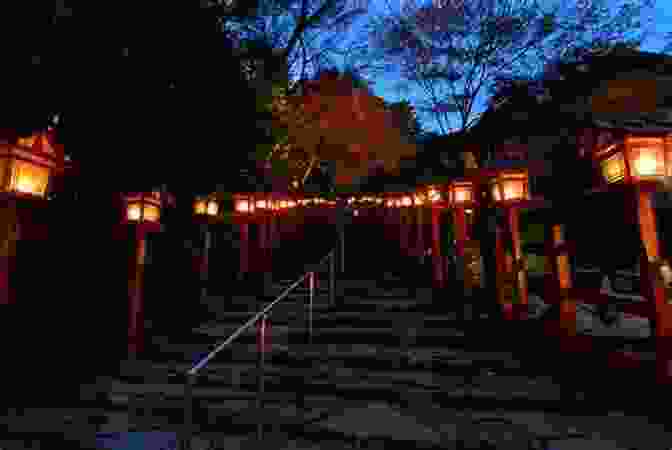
[
  {"left": 181, "top": 373, "right": 196, "bottom": 450},
  {"left": 308, "top": 271, "right": 314, "bottom": 345},
  {"left": 329, "top": 250, "right": 336, "bottom": 308}
]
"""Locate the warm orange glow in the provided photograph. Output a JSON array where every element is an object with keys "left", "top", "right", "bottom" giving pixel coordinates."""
[
  {"left": 0, "top": 132, "right": 62, "bottom": 199},
  {"left": 280, "top": 200, "right": 288, "bottom": 209},
  {"left": 235, "top": 200, "right": 251, "bottom": 213},
  {"left": 127, "top": 201, "right": 160, "bottom": 222},
  {"left": 596, "top": 135, "right": 670, "bottom": 185},
  {"left": 600, "top": 153, "right": 626, "bottom": 184},
  {"left": 401, "top": 196, "right": 412, "bottom": 207},
  {"left": 428, "top": 187, "right": 440, "bottom": 203},
  {"left": 128, "top": 204, "right": 142, "bottom": 221},
  {"left": 491, "top": 171, "right": 528, "bottom": 203},
  {"left": 288, "top": 200, "right": 296, "bottom": 208},
  {"left": 448, "top": 180, "right": 474, "bottom": 206},
  {"left": 5, "top": 160, "right": 51, "bottom": 197},
  {"left": 143, "top": 204, "right": 160, "bottom": 222},
  {"left": 628, "top": 138, "right": 665, "bottom": 180},
  {"left": 455, "top": 188, "right": 469, "bottom": 202},
  {"left": 502, "top": 180, "right": 525, "bottom": 201},
  {"left": 194, "top": 199, "right": 207, "bottom": 215},
  {"left": 256, "top": 200, "right": 267, "bottom": 209},
  {"left": 207, "top": 200, "right": 219, "bottom": 216},
  {"left": 386, "top": 199, "right": 393, "bottom": 207}
]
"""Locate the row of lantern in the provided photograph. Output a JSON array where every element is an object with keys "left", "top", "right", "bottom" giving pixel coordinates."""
[
  {"left": 7, "top": 127, "right": 669, "bottom": 217},
  {"left": 233, "top": 195, "right": 337, "bottom": 214}
]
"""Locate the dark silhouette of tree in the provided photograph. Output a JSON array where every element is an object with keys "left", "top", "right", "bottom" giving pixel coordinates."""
[{"left": 368, "top": 0, "right": 655, "bottom": 135}]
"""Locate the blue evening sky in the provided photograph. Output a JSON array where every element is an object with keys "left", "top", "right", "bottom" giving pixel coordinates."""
[{"left": 339, "top": 0, "right": 672, "bottom": 133}]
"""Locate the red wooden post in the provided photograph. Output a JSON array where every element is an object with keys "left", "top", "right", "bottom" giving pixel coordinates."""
[
  {"left": 0, "top": 199, "right": 19, "bottom": 305},
  {"left": 259, "top": 215, "right": 269, "bottom": 271},
  {"left": 399, "top": 206, "right": 409, "bottom": 258},
  {"left": 200, "top": 225, "right": 211, "bottom": 299},
  {"left": 548, "top": 224, "right": 577, "bottom": 350},
  {"left": 415, "top": 205, "right": 424, "bottom": 264},
  {"left": 636, "top": 187, "right": 672, "bottom": 384},
  {"left": 128, "top": 226, "right": 146, "bottom": 357},
  {"left": 453, "top": 206, "right": 468, "bottom": 295},
  {"left": 507, "top": 206, "right": 528, "bottom": 320},
  {"left": 239, "top": 222, "right": 249, "bottom": 281},
  {"left": 495, "top": 219, "right": 512, "bottom": 320},
  {"left": 430, "top": 207, "right": 444, "bottom": 288}
]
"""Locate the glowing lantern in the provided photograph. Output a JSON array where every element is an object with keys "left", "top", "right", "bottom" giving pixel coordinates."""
[
  {"left": 447, "top": 180, "right": 475, "bottom": 207},
  {"left": 0, "top": 130, "right": 64, "bottom": 198},
  {"left": 194, "top": 197, "right": 220, "bottom": 217},
  {"left": 427, "top": 186, "right": 441, "bottom": 204},
  {"left": 386, "top": 199, "right": 393, "bottom": 208},
  {"left": 279, "top": 200, "right": 288, "bottom": 209},
  {"left": 125, "top": 191, "right": 161, "bottom": 223},
  {"left": 256, "top": 199, "right": 268, "bottom": 210},
  {"left": 288, "top": 200, "right": 296, "bottom": 208},
  {"left": 401, "top": 196, "right": 412, "bottom": 207},
  {"left": 592, "top": 133, "right": 672, "bottom": 187},
  {"left": 233, "top": 194, "right": 256, "bottom": 214},
  {"left": 491, "top": 170, "right": 529, "bottom": 204}
]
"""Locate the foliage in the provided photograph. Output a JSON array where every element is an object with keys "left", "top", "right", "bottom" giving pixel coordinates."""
[
  {"left": 368, "top": 0, "right": 656, "bottom": 135},
  {"left": 385, "top": 99, "right": 422, "bottom": 138},
  {"left": 267, "top": 68, "right": 417, "bottom": 190}
]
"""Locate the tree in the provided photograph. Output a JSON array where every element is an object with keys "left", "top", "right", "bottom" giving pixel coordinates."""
[
  {"left": 386, "top": 99, "right": 422, "bottom": 139},
  {"left": 222, "top": 0, "right": 371, "bottom": 90},
  {"left": 268, "top": 68, "right": 417, "bottom": 190},
  {"left": 368, "top": 0, "right": 655, "bottom": 136}
]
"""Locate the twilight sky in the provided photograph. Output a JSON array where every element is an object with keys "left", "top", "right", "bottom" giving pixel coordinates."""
[{"left": 338, "top": 0, "right": 672, "bottom": 133}]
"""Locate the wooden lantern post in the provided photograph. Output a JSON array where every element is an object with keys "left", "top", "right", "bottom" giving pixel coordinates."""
[
  {"left": 233, "top": 193, "right": 255, "bottom": 281},
  {"left": 401, "top": 195, "right": 414, "bottom": 259},
  {"left": 123, "top": 190, "right": 163, "bottom": 357},
  {"left": 254, "top": 195, "right": 273, "bottom": 292},
  {"left": 591, "top": 132, "right": 672, "bottom": 384},
  {"left": 490, "top": 169, "right": 530, "bottom": 320},
  {"left": 427, "top": 186, "right": 446, "bottom": 289},
  {"left": 413, "top": 193, "right": 426, "bottom": 266},
  {"left": 382, "top": 197, "right": 394, "bottom": 262},
  {"left": 547, "top": 223, "right": 577, "bottom": 349},
  {"left": 448, "top": 180, "right": 476, "bottom": 298},
  {"left": 0, "top": 130, "right": 65, "bottom": 305},
  {"left": 494, "top": 216, "right": 512, "bottom": 320},
  {"left": 193, "top": 195, "right": 223, "bottom": 298}
]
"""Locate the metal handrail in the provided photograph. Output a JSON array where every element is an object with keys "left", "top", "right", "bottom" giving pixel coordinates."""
[
  {"left": 188, "top": 249, "right": 333, "bottom": 376},
  {"left": 181, "top": 248, "right": 336, "bottom": 449}
]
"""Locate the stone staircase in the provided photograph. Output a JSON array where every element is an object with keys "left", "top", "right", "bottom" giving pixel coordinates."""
[
  {"left": 4, "top": 255, "right": 670, "bottom": 450},
  {"left": 6, "top": 252, "right": 660, "bottom": 450},
  {"left": 82, "top": 261, "right": 611, "bottom": 450}
]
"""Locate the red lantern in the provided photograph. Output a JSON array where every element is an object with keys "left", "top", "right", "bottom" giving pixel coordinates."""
[
  {"left": 490, "top": 169, "right": 530, "bottom": 204},
  {"left": 123, "top": 190, "right": 163, "bottom": 233},
  {"left": 0, "top": 130, "right": 65, "bottom": 199},
  {"left": 592, "top": 132, "right": 672, "bottom": 189},
  {"left": 448, "top": 180, "right": 475, "bottom": 207}
]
